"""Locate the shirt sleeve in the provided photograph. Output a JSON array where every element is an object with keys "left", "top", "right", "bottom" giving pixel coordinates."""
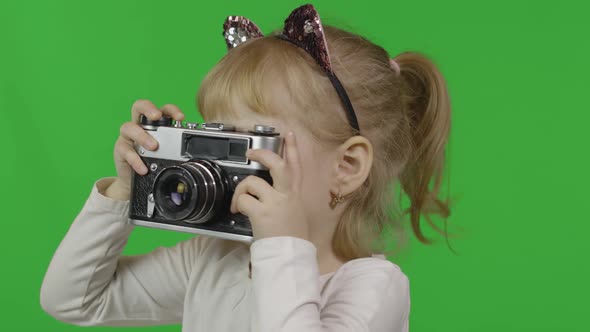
[
  {"left": 249, "top": 236, "right": 410, "bottom": 332},
  {"left": 40, "top": 178, "right": 201, "bottom": 326}
]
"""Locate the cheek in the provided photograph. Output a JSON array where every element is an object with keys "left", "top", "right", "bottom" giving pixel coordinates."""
[{"left": 299, "top": 150, "right": 332, "bottom": 207}]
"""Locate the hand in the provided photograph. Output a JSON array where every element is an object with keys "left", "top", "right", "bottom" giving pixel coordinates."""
[
  {"left": 105, "top": 100, "right": 185, "bottom": 200},
  {"left": 230, "top": 132, "right": 309, "bottom": 241}
]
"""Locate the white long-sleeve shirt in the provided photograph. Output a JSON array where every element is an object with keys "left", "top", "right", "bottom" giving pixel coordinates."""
[{"left": 40, "top": 178, "right": 410, "bottom": 331}]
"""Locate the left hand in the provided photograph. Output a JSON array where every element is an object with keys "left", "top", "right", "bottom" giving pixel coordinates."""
[{"left": 230, "top": 132, "right": 310, "bottom": 241}]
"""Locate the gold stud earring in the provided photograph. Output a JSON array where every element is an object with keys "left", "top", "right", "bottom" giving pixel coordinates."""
[{"left": 330, "top": 192, "right": 344, "bottom": 208}]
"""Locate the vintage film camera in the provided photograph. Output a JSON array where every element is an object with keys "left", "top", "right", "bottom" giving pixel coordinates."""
[{"left": 128, "top": 115, "right": 282, "bottom": 243}]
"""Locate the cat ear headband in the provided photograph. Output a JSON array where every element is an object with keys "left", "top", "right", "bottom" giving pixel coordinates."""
[{"left": 223, "top": 4, "right": 363, "bottom": 133}]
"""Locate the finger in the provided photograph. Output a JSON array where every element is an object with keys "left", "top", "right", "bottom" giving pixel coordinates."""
[
  {"left": 131, "top": 99, "right": 162, "bottom": 123},
  {"left": 160, "top": 104, "right": 185, "bottom": 121},
  {"left": 230, "top": 176, "right": 274, "bottom": 212},
  {"left": 233, "top": 193, "right": 262, "bottom": 217},
  {"left": 116, "top": 140, "right": 148, "bottom": 174},
  {"left": 284, "top": 132, "right": 302, "bottom": 190},
  {"left": 120, "top": 122, "right": 158, "bottom": 150},
  {"left": 247, "top": 149, "right": 290, "bottom": 192}
]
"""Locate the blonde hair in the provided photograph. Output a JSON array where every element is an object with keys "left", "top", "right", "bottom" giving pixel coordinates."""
[{"left": 198, "top": 26, "right": 452, "bottom": 260}]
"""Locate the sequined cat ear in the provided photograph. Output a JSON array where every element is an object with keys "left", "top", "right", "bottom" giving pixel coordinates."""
[
  {"left": 223, "top": 16, "right": 264, "bottom": 49},
  {"left": 281, "top": 4, "right": 333, "bottom": 73}
]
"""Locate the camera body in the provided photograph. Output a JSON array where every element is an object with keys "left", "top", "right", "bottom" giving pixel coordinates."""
[{"left": 128, "top": 116, "right": 282, "bottom": 243}]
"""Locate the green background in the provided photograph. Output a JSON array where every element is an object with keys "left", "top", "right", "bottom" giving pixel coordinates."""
[{"left": 1, "top": 0, "right": 588, "bottom": 331}]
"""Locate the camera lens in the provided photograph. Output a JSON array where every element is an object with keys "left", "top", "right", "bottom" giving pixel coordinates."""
[
  {"left": 152, "top": 166, "right": 200, "bottom": 221},
  {"left": 153, "top": 160, "right": 227, "bottom": 223}
]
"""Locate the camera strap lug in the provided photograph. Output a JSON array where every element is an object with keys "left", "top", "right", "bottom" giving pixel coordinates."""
[{"left": 147, "top": 193, "right": 156, "bottom": 218}]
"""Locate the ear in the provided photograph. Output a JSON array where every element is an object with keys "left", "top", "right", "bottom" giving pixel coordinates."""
[{"left": 331, "top": 136, "right": 373, "bottom": 196}]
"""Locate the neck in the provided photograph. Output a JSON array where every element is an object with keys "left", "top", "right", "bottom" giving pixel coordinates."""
[{"left": 308, "top": 222, "right": 347, "bottom": 276}]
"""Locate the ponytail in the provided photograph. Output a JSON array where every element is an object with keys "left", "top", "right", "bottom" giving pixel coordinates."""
[{"left": 395, "top": 51, "right": 452, "bottom": 244}]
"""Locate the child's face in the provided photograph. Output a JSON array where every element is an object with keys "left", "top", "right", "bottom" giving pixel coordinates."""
[{"left": 207, "top": 107, "right": 336, "bottom": 227}]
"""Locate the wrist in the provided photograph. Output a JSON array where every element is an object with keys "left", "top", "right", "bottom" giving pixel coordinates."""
[
  {"left": 104, "top": 178, "right": 131, "bottom": 201},
  {"left": 253, "top": 226, "right": 310, "bottom": 243}
]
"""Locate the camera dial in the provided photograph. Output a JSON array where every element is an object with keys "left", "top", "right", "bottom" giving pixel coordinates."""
[{"left": 250, "top": 124, "right": 279, "bottom": 136}]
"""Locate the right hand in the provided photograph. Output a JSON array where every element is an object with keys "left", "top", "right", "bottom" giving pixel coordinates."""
[{"left": 105, "top": 100, "right": 185, "bottom": 200}]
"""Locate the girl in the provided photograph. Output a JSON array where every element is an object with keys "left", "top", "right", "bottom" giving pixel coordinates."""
[{"left": 40, "top": 4, "right": 451, "bottom": 332}]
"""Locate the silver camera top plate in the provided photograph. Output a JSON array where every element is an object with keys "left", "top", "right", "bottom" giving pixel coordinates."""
[{"left": 137, "top": 122, "right": 283, "bottom": 171}]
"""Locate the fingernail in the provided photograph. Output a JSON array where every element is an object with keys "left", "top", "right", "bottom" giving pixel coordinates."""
[
  {"left": 245, "top": 150, "right": 252, "bottom": 157},
  {"left": 149, "top": 138, "right": 158, "bottom": 149},
  {"left": 140, "top": 165, "right": 148, "bottom": 174}
]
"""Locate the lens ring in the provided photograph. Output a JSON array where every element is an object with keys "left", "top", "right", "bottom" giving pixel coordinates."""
[
  {"left": 182, "top": 160, "right": 227, "bottom": 223},
  {"left": 182, "top": 162, "right": 212, "bottom": 222},
  {"left": 199, "top": 160, "right": 228, "bottom": 221},
  {"left": 152, "top": 160, "right": 229, "bottom": 224}
]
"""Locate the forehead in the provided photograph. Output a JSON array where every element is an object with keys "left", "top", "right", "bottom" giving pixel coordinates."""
[{"left": 198, "top": 59, "right": 301, "bottom": 130}]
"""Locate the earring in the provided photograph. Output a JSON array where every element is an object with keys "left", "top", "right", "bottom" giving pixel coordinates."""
[{"left": 330, "top": 192, "right": 344, "bottom": 208}]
